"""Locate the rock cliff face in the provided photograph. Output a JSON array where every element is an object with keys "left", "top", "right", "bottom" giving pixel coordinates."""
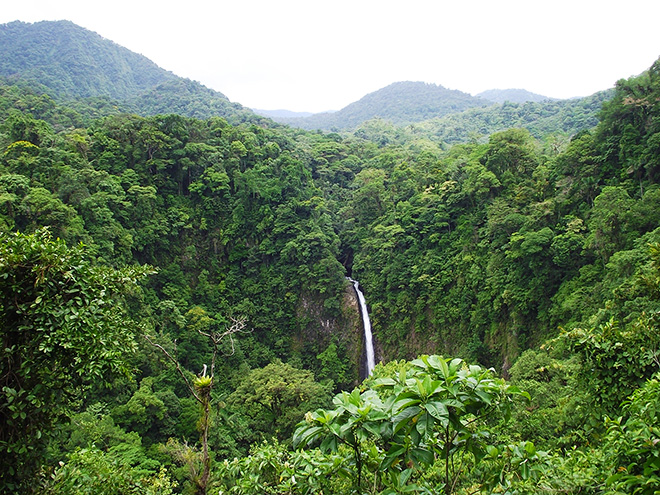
[{"left": 296, "top": 280, "right": 368, "bottom": 385}]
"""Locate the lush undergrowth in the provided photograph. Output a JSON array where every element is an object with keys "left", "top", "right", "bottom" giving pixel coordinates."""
[{"left": 1, "top": 57, "right": 659, "bottom": 493}]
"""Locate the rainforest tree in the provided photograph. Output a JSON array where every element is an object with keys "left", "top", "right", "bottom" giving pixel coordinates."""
[{"left": 0, "top": 229, "right": 151, "bottom": 492}]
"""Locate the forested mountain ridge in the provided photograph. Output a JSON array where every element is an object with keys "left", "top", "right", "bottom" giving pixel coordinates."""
[
  {"left": 475, "top": 88, "right": 553, "bottom": 104},
  {"left": 0, "top": 20, "right": 265, "bottom": 124},
  {"left": 340, "top": 88, "right": 614, "bottom": 151},
  {"left": 411, "top": 88, "right": 614, "bottom": 144},
  {"left": 1, "top": 18, "right": 660, "bottom": 494},
  {"left": 0, "top": 20, "right": 609, "bottom": 141},
  {"left": 275, "top": 82, "right": 610, "bottom": 143},
  {"left": 278, "top": 81, "right": 492, "bottom": 130}
]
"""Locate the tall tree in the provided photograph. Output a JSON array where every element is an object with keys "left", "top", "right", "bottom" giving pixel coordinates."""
[{"left": 0, "top": 229, "right": 151, "bottom": 492}]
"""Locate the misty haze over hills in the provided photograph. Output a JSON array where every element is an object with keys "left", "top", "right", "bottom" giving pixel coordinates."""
[
  {"left": 0, "top": 20, "right": 610, "bottom": 137},
  {"left": 254, "top": 109, "right": 317, "bottom": 119},
  {"left": 255, "top": 87, "right": 556, "bottom": 122}
]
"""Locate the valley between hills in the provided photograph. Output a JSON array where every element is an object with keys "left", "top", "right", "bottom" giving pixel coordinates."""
[{"left": 1, "top": 19, "right": 659, "bottom": 495}]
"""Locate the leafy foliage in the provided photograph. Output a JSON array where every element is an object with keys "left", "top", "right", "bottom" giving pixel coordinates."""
[
  {"left": 44, "top": 447, "right": 176, "bottom": 495},
  {"left": 562, "top": 314, "right": 660, "bottom": 416},
  {"left": 215, "top": 440, "right": 351, "bottom": 494},
  {"left": 294, "top": 356, "right": 529, "bottom": 494},
  {"left": 227, "top": 360, "right": 332, "bottom": 447},
  {"left": 604, "top": 375, "right": 660, "bottom": 494},
  {"left": 0, "top": 229, "right": 151, "bottom": 491}
]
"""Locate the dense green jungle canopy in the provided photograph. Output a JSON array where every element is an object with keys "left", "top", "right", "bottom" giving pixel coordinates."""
[{"left": 0, "top": 21, "right": 659, "bottom": 494}]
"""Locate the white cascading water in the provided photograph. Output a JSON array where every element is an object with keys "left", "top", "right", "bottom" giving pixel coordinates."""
[{"left": 349, "top": 278, "right": 376, "bottom": 375}]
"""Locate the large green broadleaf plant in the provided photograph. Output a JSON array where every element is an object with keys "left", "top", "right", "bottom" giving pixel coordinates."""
[{"left": 294, "top": 355, "right": 529, "bottom": 494}]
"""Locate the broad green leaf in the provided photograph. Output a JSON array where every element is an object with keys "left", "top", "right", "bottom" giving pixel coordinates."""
[
  {"left": 373, "top": 377, "right": 397, "bottom": 388},
  {"left": 293, "top": 425, "right": 323, "bottom": 448},
  {"left": 380, "top": 445, "right": 406, "bottom": 471},
  {"left": 411, "top": 447, "right": 435, "bottom": 466},
  {"left": 392, "top": 405, "right": 421, "bottom": 434},
  {"left": 393, "top": 397, "right": 422, "bottom": 414},
  {"left": 425, "top": 400, "right": 449, "bottom": 426},
  {"left": 415, "top": 412, "right": 434, "bottom": 438},
  {"left": 319, "top": 435, "right": 338, "bottom": 453}
]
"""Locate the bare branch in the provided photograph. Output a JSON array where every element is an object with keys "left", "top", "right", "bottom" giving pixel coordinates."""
[
  {"left": 198, "top": 316, "right": 249, "bottom": 345},
  {"left": 146, "top": 314, "right": 248, "bottom": 495},
  {"left": 197, "top": 316, "right": 251, "bottom": 377}
]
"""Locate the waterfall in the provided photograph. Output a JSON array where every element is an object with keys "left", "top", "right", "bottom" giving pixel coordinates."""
[{"left": 349, "top": 278, "right": 376, "bottom": 375}]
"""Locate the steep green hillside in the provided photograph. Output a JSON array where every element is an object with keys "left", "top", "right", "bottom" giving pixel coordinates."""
[
  {"left": 0, "top": 57, "right": 655, "bottom": 373},
  {"left": 0, "top": 20, "right": 175, "bottom": 99},
  {"left": 0, "top": 75, "right": 135, "bottom": 130},
  {"left": 0, "top": 20, "right": 263, "bottom": 124},
  {"left": 126, "top": 78, "right": 265, "bottom": 124},
  {"left": 340, "top": 62, "right": 658, "bottom": 367}
]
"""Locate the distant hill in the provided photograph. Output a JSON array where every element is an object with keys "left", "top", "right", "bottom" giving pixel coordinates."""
[
  {"left": 278, "top": 81, "right": 492, "bottom": 131},
  {"left": 343, "top": 88, "right": 613, "bottom": 148},
  {"left": 0, "top": 20, "right": 613, "bottom": 139},
  {"left": 476, "top": 88, "right": 553, "bottom": 104},
  {"left": 0, "top": 20, "right": 263, "bottom": 124},
  {"left": 271, "top": 80, "right": 610, "bottom": 141}
]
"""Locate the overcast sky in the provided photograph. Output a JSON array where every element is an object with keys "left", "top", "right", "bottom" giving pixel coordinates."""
[{"left": 1, "top": 1, "right": 659, "bottom": 113}]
